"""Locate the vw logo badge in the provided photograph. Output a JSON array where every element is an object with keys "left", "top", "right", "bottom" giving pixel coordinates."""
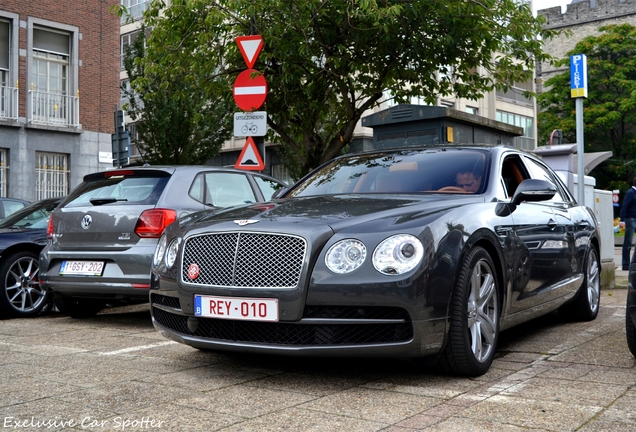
[
  {"left": 234, "top": 219, "right": 258, "bottom": 226},
  {"left": 81, "top": 214, "right": 92, "bottom": 230}
]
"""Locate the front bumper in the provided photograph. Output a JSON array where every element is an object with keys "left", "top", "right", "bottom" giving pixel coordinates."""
[{"left": 149, "top": 290, "right": 447, "bottom": 358}]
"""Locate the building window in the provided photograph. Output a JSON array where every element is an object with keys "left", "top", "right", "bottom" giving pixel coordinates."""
[
  {"left": 271, "top": 164, "right": 294, "bottom": 185},
  {"left": 120, "top": 79, "right": 130, "bottom": 106},
  {"left": 496, "top": 110, "right": 535, "bottom": 150},
  {"left": 121, "top": 29, "right": 148, "bottom": 70},
  {"left": 28, "top": 20, "right": 79, "bottom": 128},
  {"left": 466, "top": 106, "right": 478, "bottom": 115},
  {"left": 36, "top": 152, "right": 69, "bottom": 199},
  {"left": 495, "top": 78, "right": 533, "bottom": 106},
  {"left": 0, "top": 149, "right": 7, "bottom": 196},
  {"left": 120, "top": 0, "right": 149, "bottom": 24},
  {"left": 0, "top": 18, "right": 17, "bottom": 120}
]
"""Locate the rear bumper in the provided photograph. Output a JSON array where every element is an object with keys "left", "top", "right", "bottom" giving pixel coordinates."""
[{"left": 39, "top": 244, "right": 155, "bottom": 301}]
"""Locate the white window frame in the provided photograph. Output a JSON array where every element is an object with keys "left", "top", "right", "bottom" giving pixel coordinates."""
[
  {"left": 0, "top": 149, "right": 7, "bottom": 196},
  {"left": 35, "top": 152, "right": 69, "bottom": 200},
  {"left": 0, "top": 12, "right": 19, "bottom": 121},
  {"left": 120, "top": 0, "right": 150, "bottom": 23},
  {"left": 26, "top": 18, "right": 79, "bottom": 128}
]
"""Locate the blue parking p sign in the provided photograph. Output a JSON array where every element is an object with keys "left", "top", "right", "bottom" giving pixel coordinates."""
[{"left": 570, "top": 54, "right": 588, "bottom": 98}]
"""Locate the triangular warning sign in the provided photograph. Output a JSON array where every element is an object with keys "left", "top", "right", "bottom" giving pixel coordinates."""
[
  {"left": 236, "top": 35, "right": 264, "bottom": 69},
  {"left": 235, "top": 137, "right": 265, "bottom": 171}
]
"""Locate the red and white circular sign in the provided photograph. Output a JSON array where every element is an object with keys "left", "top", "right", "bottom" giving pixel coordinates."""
[{"left": 233, "top": 69, "right": 268, "bottom": 112}]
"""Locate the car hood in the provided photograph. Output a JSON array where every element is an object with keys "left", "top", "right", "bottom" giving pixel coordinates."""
[{"left": 178, "top": 194, "right": 484, "bottom": 235}]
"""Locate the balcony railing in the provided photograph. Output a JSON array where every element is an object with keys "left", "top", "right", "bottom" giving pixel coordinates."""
[
  {"left": 0, "top": 85, "right": 19, "bottom": 120},
  {"left": 29, "top": 90, "right": 80, "bottom": 128}
]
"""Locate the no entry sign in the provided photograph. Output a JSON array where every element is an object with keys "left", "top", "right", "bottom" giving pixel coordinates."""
[{"left": 233, "top": 69, "right": 267, "bottom": 112}]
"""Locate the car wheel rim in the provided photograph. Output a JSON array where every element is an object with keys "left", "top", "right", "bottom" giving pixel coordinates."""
[
  {"left": 467, "top": 259, "right": 498, "bottom": 363},
  {"left": 5, "top": 256, "right": 45, "bottom": 313},
  {"left": 587, "top": 250, "right": 600, "bottom": 314}
]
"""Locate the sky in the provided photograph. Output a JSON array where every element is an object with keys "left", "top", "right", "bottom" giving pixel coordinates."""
[{"left": 533, "top": 0, "right": 571, "bottom": 14}]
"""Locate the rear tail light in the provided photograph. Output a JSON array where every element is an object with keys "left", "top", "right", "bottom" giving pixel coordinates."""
[
  {"left": 46, "top": 213, "right": 55, "bottom": 239},
  {"left": 135, "top": 209, "right": 177, "bottom": 238}
]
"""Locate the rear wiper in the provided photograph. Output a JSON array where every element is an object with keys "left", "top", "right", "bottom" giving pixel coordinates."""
[{"left": 89, "top": 198, "right": 128, "bottom": 205}]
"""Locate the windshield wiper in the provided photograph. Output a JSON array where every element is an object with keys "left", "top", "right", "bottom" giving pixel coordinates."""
[{"left": 89, "top": 198, "right": 128, "bottom": 205}]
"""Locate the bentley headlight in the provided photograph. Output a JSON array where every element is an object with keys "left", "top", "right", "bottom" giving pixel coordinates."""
[
  {"left": 153, "top": 234, "right": 168, "bottom": 267},
  {"left": 373, "top": 234, "right": 424, "bottom": 275},
  {"left": 165, "top": 238, "right": 181, "bottom": 269},
  {"left": 325, "top": 239, "right": 367, "bottom": 274}
]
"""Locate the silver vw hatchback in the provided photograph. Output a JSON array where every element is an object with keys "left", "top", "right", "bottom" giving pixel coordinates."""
[{"left": 39, "top": 166, "right": 286, "bottom": 318}]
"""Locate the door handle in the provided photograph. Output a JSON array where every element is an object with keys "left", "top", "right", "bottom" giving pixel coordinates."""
[{"left": 547, "top": 219, "right": 557, "bottom": 229}]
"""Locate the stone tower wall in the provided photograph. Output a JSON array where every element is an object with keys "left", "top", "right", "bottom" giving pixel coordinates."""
[{"left": 537, "top": 0, "right": 636, "bottom": 92}]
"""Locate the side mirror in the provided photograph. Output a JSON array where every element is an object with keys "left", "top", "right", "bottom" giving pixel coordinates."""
[
  {"left": 511, "top": 179, "right": 557, "bottom": 206},
  {"left": 271, "top": 187, "right": 288, "bottom": 199}
]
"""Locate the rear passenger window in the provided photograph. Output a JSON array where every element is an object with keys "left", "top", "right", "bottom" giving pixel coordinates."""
[
  {"left": 190, "top": 172, "right": 257, "bottom": 208},
  {"left": 253, "top": 176, "right": 286, "bottom": 200}
]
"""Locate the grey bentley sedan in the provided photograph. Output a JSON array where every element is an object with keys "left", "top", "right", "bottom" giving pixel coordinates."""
[{"left": 149, "top": 146, "right": 601, "bottom": 376}]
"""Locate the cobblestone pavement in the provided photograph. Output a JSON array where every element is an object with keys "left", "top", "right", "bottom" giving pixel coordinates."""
[{"left": 1, "top": 286, "right": 635, "bottom": 432}]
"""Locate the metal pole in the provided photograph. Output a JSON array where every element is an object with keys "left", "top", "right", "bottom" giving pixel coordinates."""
[{"left": 576, "top": 97, "right": 585, "bottom": 206}]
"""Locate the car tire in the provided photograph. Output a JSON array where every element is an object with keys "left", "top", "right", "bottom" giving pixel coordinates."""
[
  {"left": 626, "top": 298, "right": 636, "bottom": 357},
  {"left": 54, "top": 296, "right": 105, "bottom": 318},
  {"left": 439, "top": 246, "right": 499, "bottom": 376},
  {"left": 0, "top": 251, "right": 49, "bottom": 318},
  {"left": 558, "top": 246, "right": 600, "bottom": 322}
]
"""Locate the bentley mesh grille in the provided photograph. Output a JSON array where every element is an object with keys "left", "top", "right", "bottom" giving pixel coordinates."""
[
  {"left": 182, "top": 232, "right": 306, "bottom": 288},
  {"left": 152, "top": 304, "right": 413, "bottom": 346}
]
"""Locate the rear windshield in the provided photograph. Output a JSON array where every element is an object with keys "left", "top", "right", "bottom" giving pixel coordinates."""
[{"left": 64, "top": 175, "right": 169, "bottom": 207}]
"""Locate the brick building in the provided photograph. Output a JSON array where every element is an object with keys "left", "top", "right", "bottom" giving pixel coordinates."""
[
  {"left": 537, "top": 0, "right": 636, "bottom": 93},
  {"left": 0, "top": 0, "right": 119, "bottom": 202}
]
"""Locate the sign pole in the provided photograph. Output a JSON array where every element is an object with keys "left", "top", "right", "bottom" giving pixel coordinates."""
[{"left": 576, "top": 98, "right": 585, "bottom": 207}]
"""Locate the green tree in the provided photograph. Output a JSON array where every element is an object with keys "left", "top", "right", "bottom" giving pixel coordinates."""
[
  {"left": 119, "top": 0, "right": 551, "bottom": 177},
  {"left": 537, "top": 24, "right": 636, "bottom": 191},
  {"left": 121, "top": 26, "right": 234, "bottom": 165}
]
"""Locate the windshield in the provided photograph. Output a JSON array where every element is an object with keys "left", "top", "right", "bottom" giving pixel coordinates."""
[
  {"left": 0, "top": 199, "right": 59, "bottom": 229},
  {"left": 286, "top": 148, "right": 490, "bottom": 197}
]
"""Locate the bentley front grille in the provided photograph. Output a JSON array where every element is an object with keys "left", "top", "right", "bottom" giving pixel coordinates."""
[{"left": 182, "top": 232, "right": 306, "bottom": 288}]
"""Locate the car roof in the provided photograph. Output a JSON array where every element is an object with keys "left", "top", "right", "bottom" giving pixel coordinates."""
[{"left": 85, "top": 165, "right": 279, "bottom": 181}]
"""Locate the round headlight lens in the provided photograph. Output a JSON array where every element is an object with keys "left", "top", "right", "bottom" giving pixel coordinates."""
[
  {"left": 325, "top": 239, "right": 367, "bottom": 274},
  {"left": 153, "top": 234, "right": 167, "bottom": 267},
  {"left": 165, "top": 238, "right": 180, "bottom": 269},
  {"left": 373, "top": 234, "right": 424, "bottom": 275}
]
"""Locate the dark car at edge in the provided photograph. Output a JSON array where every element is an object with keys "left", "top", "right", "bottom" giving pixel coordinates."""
[
  {"left": 0, "top": 197, "right": 61, "bottom": 317},
  {"left": 149, "top": 146, "right": 601, "bottom": 376}
]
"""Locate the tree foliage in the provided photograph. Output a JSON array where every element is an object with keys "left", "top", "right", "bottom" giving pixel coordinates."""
[
  {"left": 119, "top": 0, "right": 551, "bottom": 177},
  {"left": 537, "top": 24, "right": 636, "bottom": 191},
  {"left": 121, "top": 26, "right": 234, "bottom": 165}
]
